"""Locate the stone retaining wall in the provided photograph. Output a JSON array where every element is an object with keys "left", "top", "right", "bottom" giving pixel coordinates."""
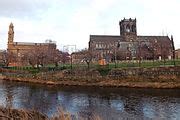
[
  {"left": 108, "top": 66, "right": 180, "bottom": 80},
  {"left": 1, "top": 66, "right": 180, "bottom": 81}
]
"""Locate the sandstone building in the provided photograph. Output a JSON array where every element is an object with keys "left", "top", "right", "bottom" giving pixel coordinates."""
[
  {"left": 7, "top": 23, "right": 57, "bottom": 66},
  {"left": 175, "top": 49, "right": 180, "bottom": 59},
  {"left": 89, "top": 18, "right": 174, "bottom": 61}
]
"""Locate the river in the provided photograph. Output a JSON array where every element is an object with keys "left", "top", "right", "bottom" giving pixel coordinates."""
[{"left": 0, "top": 80, "right": 180, "bottom": 120}]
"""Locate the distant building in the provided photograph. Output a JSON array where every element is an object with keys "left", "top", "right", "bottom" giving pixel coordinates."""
[
  {"left": 0, "top": 50, "right": 5, "bottom": 66},
  {"left": 7, "top": 23, "right": 57, "bottom": 66},
  {"left": 89, "top": 18, "right": 173, "bottom": 61},
  {"left": 71, "top": 50, "right": 88, "bottom": 64},
  {"left": 72, "top": 51, "right": 85, "bottom": 64},
  {"left": 175, "top": 49, "right": 180, "bottom": 59}
]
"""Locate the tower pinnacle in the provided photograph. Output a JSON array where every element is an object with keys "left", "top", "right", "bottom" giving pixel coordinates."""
[{"left": 8, "top": 22, "right": 14, "bottom": 43}]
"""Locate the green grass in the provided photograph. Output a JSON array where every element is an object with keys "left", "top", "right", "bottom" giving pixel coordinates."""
[
  {"left": 107, "top": 59, "right": 180, "bottom": 68},
  {"left": 3, "top": 59, "right": 180, "bottom": 72}
]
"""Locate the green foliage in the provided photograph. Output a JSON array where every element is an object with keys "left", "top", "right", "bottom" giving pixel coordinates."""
[
  {"left": 97, "top": 65, "right": 111, "bottom": 76},
  {"left": 28, "top": 69, "right": 40, "bottom": 74}
]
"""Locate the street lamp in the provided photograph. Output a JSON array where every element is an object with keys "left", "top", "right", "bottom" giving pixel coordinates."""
[
  {"left": 114, "top": 41, "right": 120, "bottom": 68},
  {"left": 138, "top": 41, "right": 142, "bottom": 67},
  {"left": 63, "top": 45, "right": 76, "bottom": 70},
  {"left": 171, "top": 35, "right": 176, "bottom": 66}
]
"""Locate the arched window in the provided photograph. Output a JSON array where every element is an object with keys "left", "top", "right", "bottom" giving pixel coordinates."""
[
  {"left": 132, "top": 25, "right": 136, "bottom": 32},
  {"left": 126, "top": 24, "right": 130, "bottom": 32}
]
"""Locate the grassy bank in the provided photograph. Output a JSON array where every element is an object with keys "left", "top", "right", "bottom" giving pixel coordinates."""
[
  {"left": 2, "top": 75, "right": 180, "bottom": 89},
  {"left": 3, "top": 59, "right": 180, "bottom": 72},
  {"left": 0, "top": 106, "right": 101, "bottom": 120},
  {"left": 1, "top": 65, "right": 180, "bottom": 89}
]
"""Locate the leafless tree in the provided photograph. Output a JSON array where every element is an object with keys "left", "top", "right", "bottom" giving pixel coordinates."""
[
  {"left": 0, "top": 51, "right": 17, "bottom": 67},
  {"left": 47, "top": 49, "right": 62, "bottom": 67},
  {"left": 83, "top": 49, "right": 94, "bottom": 69},
  {"left": 61, "top": 52, "right": 70, "bottom": 64},
  {"left": 22, "top": 48, "right": 48, "bottom": 68}
]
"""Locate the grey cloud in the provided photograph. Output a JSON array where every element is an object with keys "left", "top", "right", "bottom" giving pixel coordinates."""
[{"left": 0, "top": 0, "right": 51, "bottom": 19}]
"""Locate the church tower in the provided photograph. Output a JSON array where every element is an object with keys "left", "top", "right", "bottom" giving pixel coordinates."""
[
  {"left": 119, "top": 18, "right": 137, "bottom": 41},
  {"left": 8, "top": 22, "right": 14, "bottom": 44}
]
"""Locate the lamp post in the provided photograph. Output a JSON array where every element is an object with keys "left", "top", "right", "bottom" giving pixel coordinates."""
[
  {"left": 115, "top": 48, "right": 117, "bottom": 68},
  {"left": 114, "top": 41, "right": 120, "bottom": 68},
  {"left": 138, "top": 41, "right": 142, "bottom": 67},
  {"left": 152, "top": 40, "right": 157, "bottom": 67},
  {"left": 70, "top": 54, "right": 73, "bottom": 70},
  {"left": 63, "top": 45, "right": 76, "bottom": 70},
  {"left": 171, "top": 35, "right": 176, "bottom": 66}
]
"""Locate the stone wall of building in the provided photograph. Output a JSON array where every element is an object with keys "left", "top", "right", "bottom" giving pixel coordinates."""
[
  {"left": 175, "top": 49, "right": 180, "bottom": 59},
  {"left": 7, "top": 23, "right": 57, "bottom": 66},
  {"left": 89, "top": 18, "right": 173, "bottom": 61}
]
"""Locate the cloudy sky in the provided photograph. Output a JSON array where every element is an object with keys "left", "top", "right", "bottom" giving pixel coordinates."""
[{"left": 0, "top": 0, "right": 180, "bottom": 51}]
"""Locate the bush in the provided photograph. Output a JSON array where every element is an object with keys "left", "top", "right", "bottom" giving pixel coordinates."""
[{"left": 97, "top": 66, "right": 111, "bottom": 76}]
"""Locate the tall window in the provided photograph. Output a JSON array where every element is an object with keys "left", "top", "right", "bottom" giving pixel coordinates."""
[{"left": 126, "top": 24, "right": 130, "bottom": 32}]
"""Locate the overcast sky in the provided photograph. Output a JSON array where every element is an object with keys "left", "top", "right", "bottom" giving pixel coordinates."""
[{"left": 0, "top": 0, "right": 180, "bottom": 51}]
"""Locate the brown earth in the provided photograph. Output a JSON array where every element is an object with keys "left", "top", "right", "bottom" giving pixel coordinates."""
[{"left": 2, "top": 76, "right": 180, "bottom": 89}]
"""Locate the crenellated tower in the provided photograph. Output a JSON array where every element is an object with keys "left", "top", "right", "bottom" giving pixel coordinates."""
[{"left": 119, "top": 18, "right": 137, "bottom": 41}]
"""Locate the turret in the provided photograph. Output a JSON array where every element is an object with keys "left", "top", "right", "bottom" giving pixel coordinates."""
[
  {"left": 119, "top": 18, "right": 137, "bottom": 36},
  {"left": 8, "top": 22, "right": 14, "bottom": 43}
]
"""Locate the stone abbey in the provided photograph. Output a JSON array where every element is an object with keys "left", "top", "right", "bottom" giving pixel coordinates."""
[
  {"left": 7, "top": 23, "right": 56, "bottom": 66},
  {"left": 89, "top": 18, "right": 174, "bottom": 61}
]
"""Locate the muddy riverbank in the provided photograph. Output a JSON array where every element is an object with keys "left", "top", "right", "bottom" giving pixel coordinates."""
[
  {"left": 1, "top": 76, "right": 180, "bottom": 89},
  {"left": 1, "top": 66, "right": 180, "bottom": 89}
]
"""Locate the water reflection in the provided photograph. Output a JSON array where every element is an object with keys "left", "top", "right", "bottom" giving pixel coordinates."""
[{"left": 0, "top": 80, "right": 180, "bottom": 119}]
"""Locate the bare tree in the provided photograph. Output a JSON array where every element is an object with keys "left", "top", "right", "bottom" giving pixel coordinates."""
[
  {"left": 71, "top": 49, "right": 94, "bottom": 69},
  {"left": 1, "top": 51, "right": 17, "bottom": 67},
  {"left": 84, "top": 53, "right": 91, "bottom": 69},
  {"left": 61, "top": 52, "right": 70, "bottom": 64},
  {"left": 47, "top": 49, "right": 62, "bottom": 67},
  {"left": 83, "top": 50, "right": 94, "bottom": 69},
  {"left": 22, "top": 48, "right": 48, "bottom": 68}
]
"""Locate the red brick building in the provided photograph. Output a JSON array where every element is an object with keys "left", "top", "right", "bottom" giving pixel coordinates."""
[
  {"left": 7, "top": 23, "right": 57, "bottom": 66},
  {"left": 175, "top": 49, "right": 180, "bottom": 59},
  {"left": 89, "top": 18, "right": 173, "bottom": 61}
]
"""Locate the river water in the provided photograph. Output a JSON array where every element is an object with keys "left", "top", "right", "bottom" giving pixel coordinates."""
[{"left": 0, "top": 80, "right": 180, "bottom": 120}]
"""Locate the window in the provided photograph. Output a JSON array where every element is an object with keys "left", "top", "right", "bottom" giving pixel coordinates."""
[
  {"left": 126, "top": 24, "right": 130, "bottom": 32},
  {"left": 132, "top": 25, "right": 136, "bottom": 32},
  {"left": 96, "top": 44, "right": 98, "bottom": 48}
]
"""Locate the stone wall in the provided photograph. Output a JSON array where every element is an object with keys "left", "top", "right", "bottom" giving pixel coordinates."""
[
  {"left": 108, "top": 66, "right": 180, "bottom": 80},
  {"left": 1, "top": 66, "right": 180, "bottom": 82}
]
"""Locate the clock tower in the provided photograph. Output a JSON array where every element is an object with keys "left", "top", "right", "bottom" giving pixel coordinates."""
[{"left": 119, "top": 18, "right": 137, "bottom": 41}]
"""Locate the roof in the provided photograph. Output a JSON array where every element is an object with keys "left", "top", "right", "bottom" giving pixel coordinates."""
[
  {"left": 0, "top": 50, "right": 5, "bottom": 52},
  {"left": 137, "top": 36, "right": 171, "bottom": 44},
  {"left": 13, "top": 42, "right": 56, "bottom": 46},
  {"left": 137, "top": 35, "right": 170, "bottom": 40},
  {"left": 90, "top": 35, "right": 171, "bottom": 44},
  {"left": 90, "top": 35, "right": 122, "bottom": 42}
]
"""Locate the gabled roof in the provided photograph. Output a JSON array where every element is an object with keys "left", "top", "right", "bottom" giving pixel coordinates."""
[
  {"left": 90, "top": 35, "right": 122, "bottom": 42},
  {"left": 90, "top": 35, "right": 171, "bottom": 44},
  {"left": 137, "top": 35, "right": 170, "bottom": 40},
  {"left": 13, "top": 42, "right": 56, "bottom": 46},
  {"left": 137, "top": 36, "right": 171, "bottom": 44}
]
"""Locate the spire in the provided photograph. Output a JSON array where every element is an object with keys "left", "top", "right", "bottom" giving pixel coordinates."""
[
  {"left": 10, "top": 22, "right": 13, "bottom": 27},
  {"left": 8, "top": 22, "right": 14, "bottom": 43},
  {"left": 171, "top": 35, "right": 173, "bottom": 41},
  {"left": 171, "top": 35, "right": 175, "bottom": 51}
]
